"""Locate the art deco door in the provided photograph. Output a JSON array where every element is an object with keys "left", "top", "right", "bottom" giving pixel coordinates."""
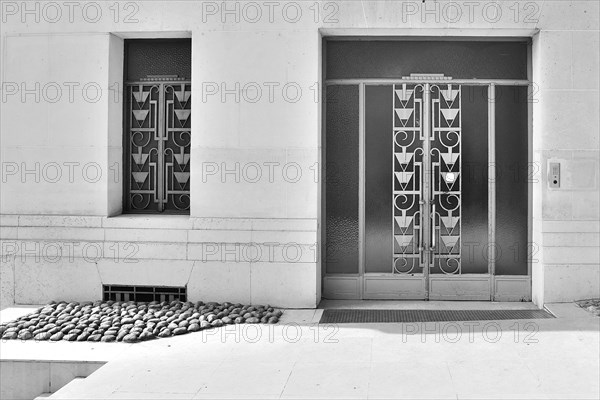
[
  {"left": 392, "top": 82, "right": 466, "bottom": 297},
  {"left": 363, "top": 77, "right": 496, "bottom": 300},
  {"left": 323, "top": 40, "right": 531, "bottom": 301}
]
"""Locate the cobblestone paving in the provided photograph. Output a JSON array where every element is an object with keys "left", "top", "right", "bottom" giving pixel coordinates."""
[
  {"left": 0, "top": 300, "right": 282, "bottom": 343},
  {"left": 576, "top": 298, "right": 600, "bottom": 317}
]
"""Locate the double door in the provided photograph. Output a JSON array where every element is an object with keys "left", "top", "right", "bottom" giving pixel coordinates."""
[
  {"left": 392, "top": 82, "right": 464, "bottom": 295},
  {"left": 323, "top": 77, "right": 530, "bottom": 300},
  {"left": 364, "top": 79, "right": 528, "bottom": 300}
]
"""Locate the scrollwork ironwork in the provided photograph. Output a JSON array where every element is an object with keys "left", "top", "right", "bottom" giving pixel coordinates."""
[
  {"left": 126, "top": 81, "right": 191, "bottom": 213},
  {"left": 392, "top": 83, "right": 462, "bottom": 275},
  {"left": 430, "top": 84, "right": 461, "bottom": 274},
  {"left": 392, "top": 84, "right": 423, "bottom": 274}
]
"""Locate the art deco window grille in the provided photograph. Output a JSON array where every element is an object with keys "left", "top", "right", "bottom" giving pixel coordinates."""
[{"left": 125, "top": 76, "right": 191, "bottom": 213}]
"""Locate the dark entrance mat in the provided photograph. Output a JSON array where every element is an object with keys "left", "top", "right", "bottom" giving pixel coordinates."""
[{"left": 319, "top": 309, "right": 555, "bottom": 324}]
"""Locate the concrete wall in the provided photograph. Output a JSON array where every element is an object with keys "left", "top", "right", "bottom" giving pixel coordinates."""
[
  {"left": 1, "top": 1, "right": 599, "bottom": 308},
  {"left": 0, "top": 360, "right": 103, "bottom": 400}
]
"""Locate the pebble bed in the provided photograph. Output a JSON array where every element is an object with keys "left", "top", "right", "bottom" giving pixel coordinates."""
[
  {"left": 0, "top": 300, "right": 282, "bottom": 343},
  {"left": 576, "top": 298, "right": 600, "bottom": 317}
]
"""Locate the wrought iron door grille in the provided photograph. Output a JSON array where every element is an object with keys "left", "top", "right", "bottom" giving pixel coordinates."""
[
  {"left": 393, "top": 82, "right": 462, "bottom": 275},
  {"left": 125, "top": 79, "right": 191, "bottom": 213},
  {"left": 392, "top": 83, "right": 423, "bottom": 274},
  {"left": 430, "top": 84, "right": 462, "bottom": 274},
  {"left": 102, "top": 285, "right": 187, "bottom": 302}
]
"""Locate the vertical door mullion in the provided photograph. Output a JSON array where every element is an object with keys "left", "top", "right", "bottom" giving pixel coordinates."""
[
  {"left": 359, "top": 83, "right": 365, "bottom": 299},
  {"left": 422, "top": 83, "right": 431, "bottom": 300},
  {"left": 488, "top": 83, "right": 497, "bottom": 300},
  {"left": 157, "top": 83, "right": 165, "bottom": 212}
]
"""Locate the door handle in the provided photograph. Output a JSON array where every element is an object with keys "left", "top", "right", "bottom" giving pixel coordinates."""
[
  {"left": 418, "top": 201, "right": 424, "bottom": 251},
  {"left": 431, "top": 204, "right": 436, "bottom": 251}
]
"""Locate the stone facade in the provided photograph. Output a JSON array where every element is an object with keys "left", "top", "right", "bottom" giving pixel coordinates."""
[{"left": 1, "top": 1, "right": 598, "bottom": 308}]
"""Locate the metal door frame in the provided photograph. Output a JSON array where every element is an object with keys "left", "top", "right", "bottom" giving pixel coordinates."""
[{"left": 323, "top": 76, "right": 532, "bottom": 301}]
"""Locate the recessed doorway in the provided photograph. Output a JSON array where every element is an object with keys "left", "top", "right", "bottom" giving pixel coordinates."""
[{"left": 322, "top": 39, "right": 531, "bottom": 301}]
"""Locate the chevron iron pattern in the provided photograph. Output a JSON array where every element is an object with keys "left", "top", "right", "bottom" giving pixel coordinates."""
[
  {"left": 432, "top": 84, "right": 461, "bottom": 274},
  {"left": 126, "top": 82, "right": 191, "bottom": 213},
  {"left": 393, "top": 83, "right": 462, "bottom": 275},
  {"left": 392, "top": 84, "right": 422, "bottom": 274}
]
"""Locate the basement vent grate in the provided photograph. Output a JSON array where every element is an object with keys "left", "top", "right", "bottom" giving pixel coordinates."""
[
  {"left": 102, "top": 285, "right": 187, "bottom": 303},
  {"left": 319, "top": 309, "right": 555, "bottom": 324}
]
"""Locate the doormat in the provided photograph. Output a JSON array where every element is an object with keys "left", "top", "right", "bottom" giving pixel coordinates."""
[{"left": 319, "top": 309, "right": 555, "bottom": 324}]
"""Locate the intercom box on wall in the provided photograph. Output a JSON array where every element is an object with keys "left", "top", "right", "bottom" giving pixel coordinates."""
[{"left": 548, "top": 162, "right": 560, "bottom": 189}]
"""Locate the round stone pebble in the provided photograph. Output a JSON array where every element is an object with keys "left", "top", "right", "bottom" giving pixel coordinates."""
[
  {"left": 87, "top": 334, "right": 101, "bottom": 342},
  {"left": 23, "top": 321, "right": 36, "bottom": 329},
  {"left": 172, "top": 327, "right": 187, "bottom": 335},
  {"left": 18, "top": 331, "right": 33, "bottom": 340},
  {"left": 199, "top": 321, "right": 211, "bottom": 329},
  {"left": 78, "top": 333, "right": 90, "bottom": 341},
  {"left": 47, "top": 327, "right": 60, "bottom": 335},
  {"left": 63, "top": 334, "right": 77, "bottom": 341},
  {"left": 158, "top": 329, "right": 172, "bottom": 338},
  {"left": 34, "top": 332, "right": 52, "bottom": 340},
  {"left": 156, "top": 321, "right": 168, "bottom": 329},
  {"left": 123, "top": 333, "right": 138, "bottom": 343}
]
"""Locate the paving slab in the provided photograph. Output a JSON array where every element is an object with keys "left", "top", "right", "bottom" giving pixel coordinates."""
[{"left": 1, "top": 302, "right": 598, "bottom": 399}]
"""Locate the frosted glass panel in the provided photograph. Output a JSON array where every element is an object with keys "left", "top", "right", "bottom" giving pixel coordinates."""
[
  {"left": 365, "top": 86, "right": 393, "bottom": 273},
  {"left": 126, "top": 39, "right": 191, "bottom": 81},
  {"left": 326, "top": 40, "right": 528, "bottom": 80},
  {"left": 325, "top": 85, "right": 360, "bottom": 274},
  {"left": 442, "top": 86, "right": 488, "bottom": 274},
  {"left": 495, "top": 86, "right": 528, "bottom": 275}
]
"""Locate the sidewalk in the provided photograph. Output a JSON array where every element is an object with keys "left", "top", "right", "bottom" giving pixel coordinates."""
[{"left": 1, "top": 302, "right": 599, "bottom": 399}]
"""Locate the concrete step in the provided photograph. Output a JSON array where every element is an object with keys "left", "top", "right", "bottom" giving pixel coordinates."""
[{"left": 45, "top": 377, "right": 86, "bottom": 399}]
